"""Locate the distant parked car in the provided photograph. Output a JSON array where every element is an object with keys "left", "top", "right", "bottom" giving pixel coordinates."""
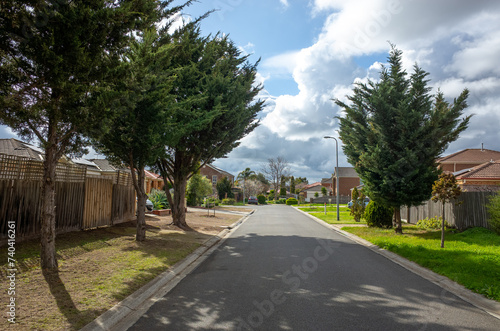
[
  {"left": 248, "top": 196, "right": 258, "bottom": 205},
  {"left": 347, "top": 197, "right": 370, "bottom": 209}
]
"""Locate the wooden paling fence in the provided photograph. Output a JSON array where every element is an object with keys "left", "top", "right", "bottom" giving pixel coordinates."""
[
  {"left": 401, "top": 191, "right": 495, "bottom": 230},
  {"left": 0, "top": 154, "right": 136, "bottom": 241}
]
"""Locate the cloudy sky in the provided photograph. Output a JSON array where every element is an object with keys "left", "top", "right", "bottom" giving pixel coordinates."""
[{"left": 2, "top": 0, "right": 500, "bottom": 182}]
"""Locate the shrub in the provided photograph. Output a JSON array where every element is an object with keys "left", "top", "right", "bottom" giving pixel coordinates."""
[
  {"left": 257, "top": 194, "right": 266, "bottom": 204},
  {"left": 148, "top": 189, "right": 169, "bottom": 210},
  {"left": 416, "top": 216, "right": 452, "bottom": 230},
  {"left": 487, "top": 192, "right": 500, "bottom": 235},
  {"left": 286, "top": 198, "right": 298, "bottom": 205},
  {"left": 275, "top": 198, "right": 287, "bottom": 204},
  {"left": 221, "top": 198, "right": 236, "bottom": 205},
  {"left": 364, "top": 201, "right": 393, "bottom": 228}
]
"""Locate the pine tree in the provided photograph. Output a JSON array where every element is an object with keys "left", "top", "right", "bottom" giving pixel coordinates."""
[
  {"left": 156, "top": 25, "right": 263, "bottom": 229},
  {"left": 0, "top": 0, "right": 167, "bottom": 270},
  {"left": 337, "top": 46, "right": 471, "bottom": 234}
]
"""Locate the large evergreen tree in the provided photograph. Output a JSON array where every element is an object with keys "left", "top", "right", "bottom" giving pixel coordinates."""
[
  {"left": 156, "top": 24, "right": 263, "bottom": 229},
  {"left": 336, "top": 46, "right": 471, "bottom": 234},
  {"left": 0, "top": 0, "right": 167, "bottom": 270},
  {"left": 91, "top": 29, "right": 174, "bottom": 241}
]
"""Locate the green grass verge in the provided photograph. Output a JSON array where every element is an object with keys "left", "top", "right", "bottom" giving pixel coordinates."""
[
  {"left": 298, "top": 204, "right": 366, "bottom": 224},
  {"left": 342, "top": 226, "right": 500, "bottom": 302}
]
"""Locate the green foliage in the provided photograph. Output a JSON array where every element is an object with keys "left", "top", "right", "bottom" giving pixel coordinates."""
[
  {"left": 337, "top": 46, "right": 471, "bottom": 232},
  {"left": 186, "top": 173, "right": 213, "bottom": 206},
  {"left": 486, "top": 191, "right": 500, "bottom": 235},
  {"left": 203, "top": 197, "right": 219, "bottom": 208},
  {"left": 314, "top": 192, "right": 319, "bottom": 198},
  {"left": 257, "top": 194, "right": 267, "bottom": 204},
  {"left": 275, "top": 198, "right": 287, "bottom": 204},
  {"left": 416, "top": 217, "right": 452, "bottom": 230},
  {"left": 321, "top": 186, "right": 327, "bottom": 197},
  {"left": 364, "top": 201, "right": 393, "bottom": 228},
  {"left": 350, "top": 187, "right": 366, "bottom": 222},
  {"left": 286, "top": 198, "right": 298, "bottom": 205},
  {"left": 290, "top": 176, "right": 295, "bottom": 195},
  {"left": 148, "top": 189, "right": 169, "bottom": 210},
  {"left": 216, "top": 177, "right": 234, "bottom": 200},
  {"left": 155, "top": 24, "right": 264, "bottom": 227},
  {"left": 222, "top": 198, "right": 236, "bottom": 205}
]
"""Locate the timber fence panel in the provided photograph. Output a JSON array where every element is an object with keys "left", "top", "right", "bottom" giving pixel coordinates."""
[
  {"left": 83, "top": 177, "right": 113, "bottom": 229},
  {"left": 453, "top": 192, "right": 493, "bottom": 230},
  {"left": 111, "top": 184, "right": 136, "bottom": 224},
  {"left": 55, "top": 181, "right": 85, "bottom": 233}
]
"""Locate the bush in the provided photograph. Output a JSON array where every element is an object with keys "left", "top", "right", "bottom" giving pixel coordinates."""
[
  {"left": 364, "top": 201, "right": 393, "bottom": 228},
  {"left": 257, "top": 194, "right": 266, "bottom": 204},
  {"left": 275, "top": 198, "right": 287, "bottom": 204},
  {"left": 487, "top": 192, "right": 500, "bottom": 235},
  {"left": 286, "top": 198, "right": 298, "bottom": 205},
  {"left": 416, "top": 216, "right": 452, "bottom": 230},
  {"left": 148, "top": 189, "right": 169, "bottom": 210},
  {"left": 221, "top": 198, "right": 236, "bottom": 205}
]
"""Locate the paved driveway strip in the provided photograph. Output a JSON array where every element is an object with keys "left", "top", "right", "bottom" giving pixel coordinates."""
[{"left": 125, "top": 205, "right": 500, "bottom": 330}]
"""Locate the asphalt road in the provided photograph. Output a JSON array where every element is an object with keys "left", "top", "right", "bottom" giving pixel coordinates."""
[{"left": 128, "top": 205, "right": 500, "bottom": 330}]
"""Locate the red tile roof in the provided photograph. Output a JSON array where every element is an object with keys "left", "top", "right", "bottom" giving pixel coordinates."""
[
  {"left": 456, "top": 160, "right": 500, "bottom": 179},
  {"left": 301, "top": 182, "right": 323, "bottom": 190},
  {"left": 144, "top": 169, "right": 162, "bottom": 180},
  {"left": 438, "top": 149, "right": 500, "bottom": 164}
]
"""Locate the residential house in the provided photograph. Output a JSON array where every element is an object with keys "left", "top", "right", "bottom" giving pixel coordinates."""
[
  {"left": 301, "top": 182, "right": 325, "bottom": 202},
  {"left": 331, "top": 167, "right": 361, "bottom": 198},
  {"left": 455, "top": 160, "right": 500, "bottom": 192},
  {"left": 144, "top": 169, "right": 164, "bottom": 194},
  {"left": 438, "top": 148, "right": 500, "bottom": 173},
  {"left": 200, "top": 164, "right": 234, "bottom": 187}
]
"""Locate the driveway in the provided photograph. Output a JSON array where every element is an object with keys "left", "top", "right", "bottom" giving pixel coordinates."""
[{"left": 128, "top": 204, "right": 500, "bottom": 330}]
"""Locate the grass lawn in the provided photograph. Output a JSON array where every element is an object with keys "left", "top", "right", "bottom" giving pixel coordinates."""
[
  {"left": 0, "top": 212, "right": 241, "bottom": 330},
  {"left": 342, "top": 226, "right": 500, "bottom": 302},
  {"left": 298, "top": 204, "right": 367, "bottom": 225}
]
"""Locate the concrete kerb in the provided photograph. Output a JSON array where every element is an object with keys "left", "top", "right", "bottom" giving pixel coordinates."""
[
  {"left": 292, "top": 206, "right": 500, "bottom": 320},
  {"left": 80, "top": 210, "right": 255, "bottom": 331}
]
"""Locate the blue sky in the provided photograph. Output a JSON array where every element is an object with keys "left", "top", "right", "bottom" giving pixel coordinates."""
[{"left": 2, "top": 0, "right": 500, "bottom": 182}]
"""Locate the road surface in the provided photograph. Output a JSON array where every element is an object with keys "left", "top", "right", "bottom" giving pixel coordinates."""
[{"left": 128, "top": 204, "right": 500, "bottom": 330}]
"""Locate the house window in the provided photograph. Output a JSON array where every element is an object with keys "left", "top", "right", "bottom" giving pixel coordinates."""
[{"left": 212, "top": 175, "right": 217, "bottom": 185}]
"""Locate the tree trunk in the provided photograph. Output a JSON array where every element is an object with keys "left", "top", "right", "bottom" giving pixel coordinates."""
[
  {"left": 41, "top": 142, "right": 58, "bottom": 271},
  {"left": 135, "top": 167, "right": 147, "bottom": 241},
  {"left": 441, "top": 202, "right": 445, "bottom": 248},
  {"left": 171, "top": 175, "right": 190, "bottom": 230},
  {"left": 394, "top": 207, "right": 403, "bottom": 234}
]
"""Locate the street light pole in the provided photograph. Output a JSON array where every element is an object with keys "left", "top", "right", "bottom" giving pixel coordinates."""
[{"left": 324, "top": 136, "right": 339, "bottom": 221}]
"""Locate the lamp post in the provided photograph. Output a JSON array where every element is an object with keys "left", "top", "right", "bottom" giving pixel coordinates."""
[{"left": 324, "top": 136, "right": 339, "bottom": 221}]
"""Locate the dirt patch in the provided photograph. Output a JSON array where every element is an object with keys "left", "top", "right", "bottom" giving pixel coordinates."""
[{"left": 0, "top": 212, "right": 242, "bottom": 330}]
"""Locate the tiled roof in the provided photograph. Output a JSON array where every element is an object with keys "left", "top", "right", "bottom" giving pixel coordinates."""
[
  {"left": 205, "top": 164, "right": 234, "bottom": 177},
  {"left": 90, "top": 159, "right": 119, "bottom": 172},
  {"left": 302, "top": 182, "right": 323, "bottom": 190},
  {"left": 0, "top": 138, "right": 44, "bottom": 160},
  {"left": 456, "top": 160, "right": 500, "bottom": 179},
  {"left": 438, "top": 149, "right": 500, "bottom": 164},
  {"left": 144, "top": 169, "right": 162, "bottom": 180},
  {"left": 333, "top": 167, "right": 359, "bottom": 178}
]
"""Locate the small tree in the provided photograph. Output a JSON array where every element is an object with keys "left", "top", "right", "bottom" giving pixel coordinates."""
[
  {"left": 314, "top": 192, "right": 319, "bottom": 198},
  {"left": 262, "top": 156, "right": 290, "bottom": 200},
  {"left": 186, "top": 173, "right": 213, "bottom": 206},
  {"left": 216, "top": 177, "right": 234, "bottom": 200},
  {"left": 431, "top": 173, "right": 462, "bottom": 248},
  {"left": 350, "top": 187, "right": 366, "bottom": 222},
  {"left": 486, "top": 191, "right": 500, "bottom": 235},
  {"left": 321, "top": 186, "right": 328, "bottom": 197},
  {"left": 290, "top": 176, "right": 296, "bottom": 195}
]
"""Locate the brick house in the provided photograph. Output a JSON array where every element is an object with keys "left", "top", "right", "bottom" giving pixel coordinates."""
[
  {"left": 438, "top": 148, "right": 500, "bottom": 173},
  {"left": 325, "top": 167, "right": 361, "bottom": 198},
  {"left": 199, "top": 164, "right": 234, "bottom": 187},
  {"left": 301, "top": 182, "right": 325, "bottom": 202},
  {"left": 455, "top": 160, "right": 500, "bottom": 192}
]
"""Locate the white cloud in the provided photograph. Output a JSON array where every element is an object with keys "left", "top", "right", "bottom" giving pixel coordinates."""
[
  {"left": 217, "top": 0, "right": 500, "bottom": 182},
  {"left": 279, "top": 0, "right": 289, "bottom": 9}
]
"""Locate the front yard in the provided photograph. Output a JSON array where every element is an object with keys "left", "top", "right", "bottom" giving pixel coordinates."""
[
  {"left": 0, "top": 212, "right": 242, "bottom": 330},
  {"left": 344, "top": 226, "right": 500, "bottom": 302},
  {"left": 297, "top": 204, "right": 500, "bottom": 302}
]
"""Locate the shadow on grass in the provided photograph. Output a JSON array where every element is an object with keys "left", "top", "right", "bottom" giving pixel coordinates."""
[{"left": 43, "top": 269, "right": 105, "bottom": 330}]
